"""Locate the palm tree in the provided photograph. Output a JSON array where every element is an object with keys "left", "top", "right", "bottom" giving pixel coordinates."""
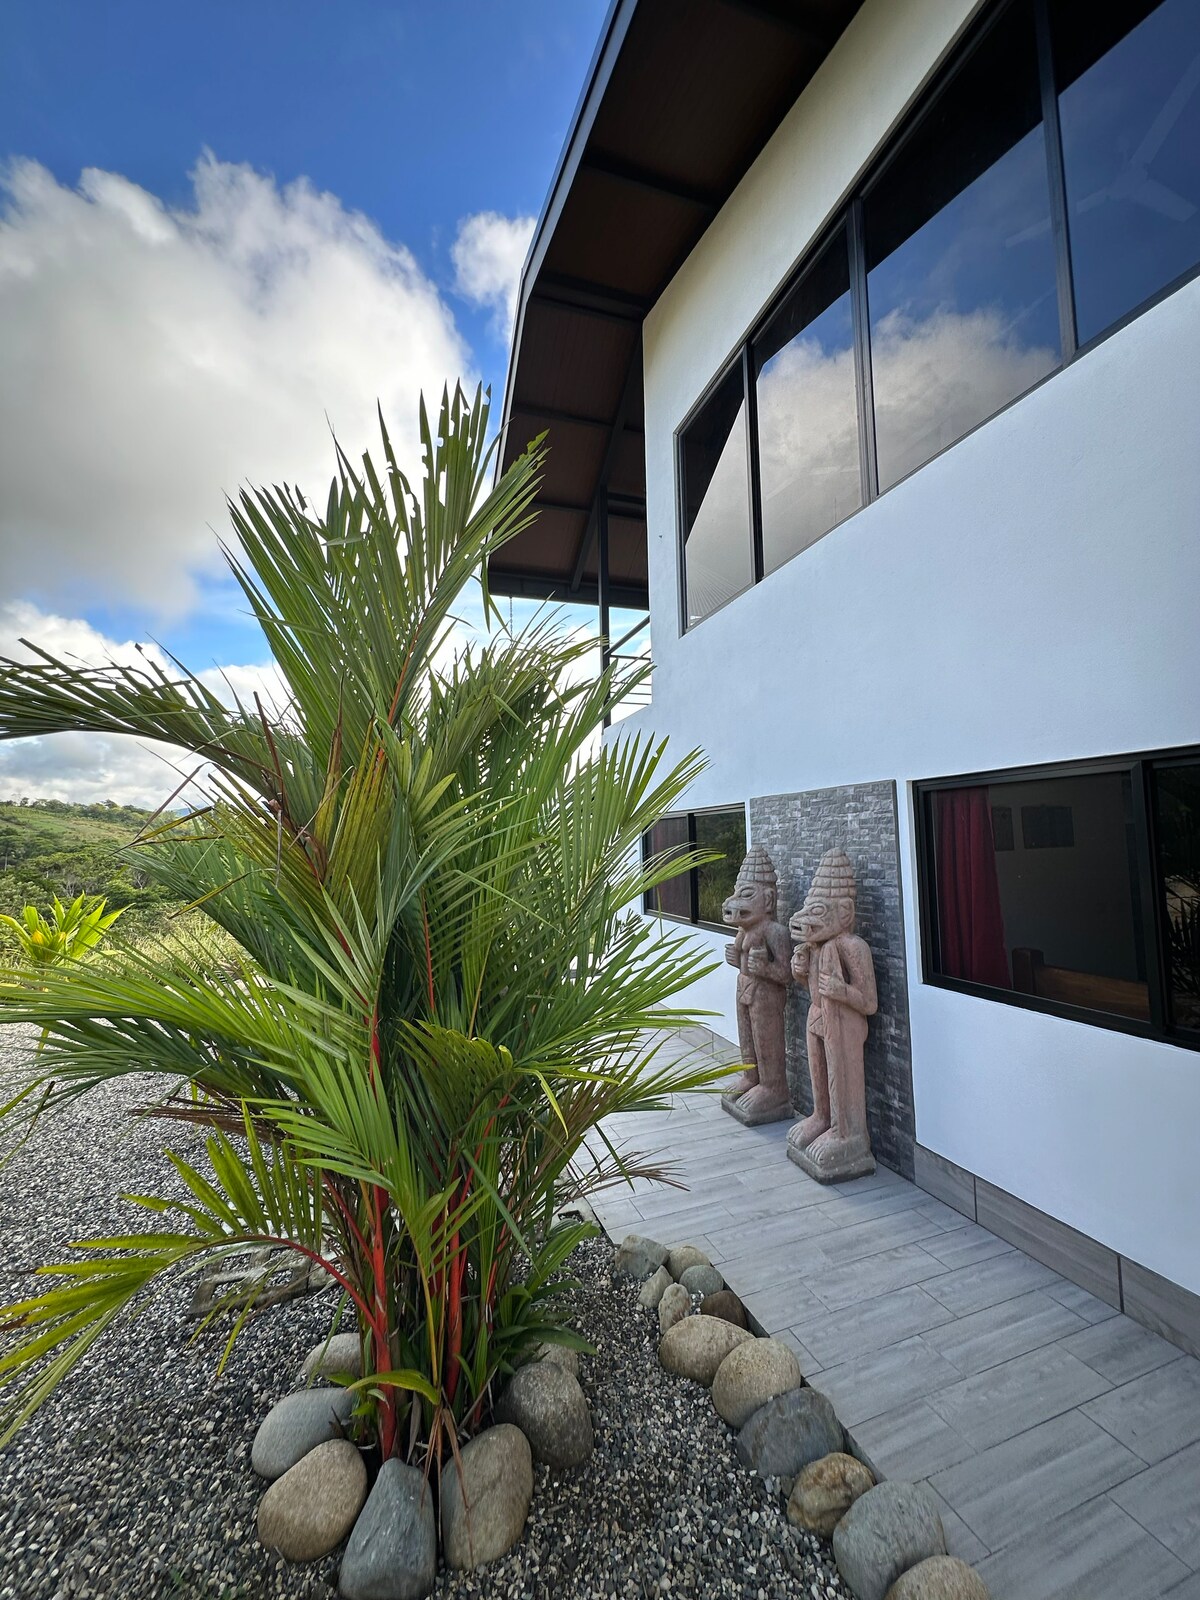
[{"left": 0, "top": 387, "right": 722, "bottom": 1471}]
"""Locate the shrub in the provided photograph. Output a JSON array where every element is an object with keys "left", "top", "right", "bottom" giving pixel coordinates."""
[{"left": 0, "top": 387, "right": 720, "bottom": 1470}]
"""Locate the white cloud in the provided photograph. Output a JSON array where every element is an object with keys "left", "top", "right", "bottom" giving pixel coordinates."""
[
  {"left": 451, "top": 210, "right": 535, "bottom": 341},
  {"left": 0, "top": 601, "right": 284, "bottom": 809},
  {"left": 0, "top": 153, "right": 473, "bottom": 617}
]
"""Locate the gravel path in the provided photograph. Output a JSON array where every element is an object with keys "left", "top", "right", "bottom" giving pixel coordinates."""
[{"left": 0, "top": 1025, "right": 849, "bottom": 1600}]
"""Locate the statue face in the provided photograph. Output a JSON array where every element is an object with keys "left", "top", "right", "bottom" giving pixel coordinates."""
[
  {"left": 722, "top": 877, "right": 774, "bottom": 929},
  {"left": 792, "top": 896, "right": 851, "bottom": 945}
]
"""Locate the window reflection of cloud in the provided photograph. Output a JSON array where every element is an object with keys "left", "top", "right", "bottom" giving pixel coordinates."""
[{"left": 685, "top": 404, "right": 752, "bottom": 626}]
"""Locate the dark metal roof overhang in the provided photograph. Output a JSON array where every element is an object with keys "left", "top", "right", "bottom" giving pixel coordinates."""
[{"left": 489, "top": 0, "right": 864, "bottom": 614}]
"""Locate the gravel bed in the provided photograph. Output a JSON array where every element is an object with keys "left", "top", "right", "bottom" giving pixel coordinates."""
[{"left": 0, "top": 1024, "right": 850, "bottom": 1600}]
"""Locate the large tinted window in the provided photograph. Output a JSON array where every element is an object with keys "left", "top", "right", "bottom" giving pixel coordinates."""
[
  {"left": 864, "top": 2, "right": 1060, "bottom": 492},
  {"left": 1053, "top": 0, "right": 1200, "bottom": 347},
  {"left": 642, "top": 807, "right": 747, "bottom": 930},
  {"left": 753, "top": 228, "right": 861, "bottom": 574},
  {"left": 926, "top": 771, "right": 1150, "bottom": 1021},
  {"left": 680, "top": 365, "right": 752, "bottom": 627},
  {"left": 1152, "top": 759, "right": 1200, "bottom": 1033}
]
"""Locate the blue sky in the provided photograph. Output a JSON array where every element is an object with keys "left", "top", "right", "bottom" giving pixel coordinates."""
[{"left": 0, "top": 0, "right": 610, "bottom": 802}]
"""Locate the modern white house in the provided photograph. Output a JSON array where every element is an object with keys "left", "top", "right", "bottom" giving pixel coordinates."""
[{"left": 492, "top": 0, "right": 1200, "bottom": 1356}]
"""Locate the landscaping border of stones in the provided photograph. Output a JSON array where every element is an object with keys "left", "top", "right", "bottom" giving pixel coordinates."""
[{"left": 618, "top": 1232, "right": 992, "bottom": 1600}]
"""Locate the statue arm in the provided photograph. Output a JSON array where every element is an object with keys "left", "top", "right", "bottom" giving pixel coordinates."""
[
  {"left": 840, "top": 938, "right": 878, "bottom": 1016},
  {"left": 760, "top": 924, "right": 793, "bottom": 986}
]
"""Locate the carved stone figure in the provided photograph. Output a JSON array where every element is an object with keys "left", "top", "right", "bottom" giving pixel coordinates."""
[
  {"left": 787, "top": 849, "right": 878, "bottom": 1182},
  {"left": 720, "top": 845, "right": 793, "bottom": 1126}
]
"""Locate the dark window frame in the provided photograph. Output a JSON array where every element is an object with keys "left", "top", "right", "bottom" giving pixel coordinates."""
[
  {"left": 642, "top": 803, "right": 747, "bottom": 934},
  {"left": 914, "top": 745, "right": 1200, "bottom": 1052},
  {"left": 676, "top": 0, "right": 1200, "bottom": 634}
]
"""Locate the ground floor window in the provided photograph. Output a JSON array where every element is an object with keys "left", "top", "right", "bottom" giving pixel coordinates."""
[
  {"left": 642, "top": 806, "right": 746, "bottom": 932},
  {"left": 916, "top": 749, "right": 1200, "bottom": 1043}
]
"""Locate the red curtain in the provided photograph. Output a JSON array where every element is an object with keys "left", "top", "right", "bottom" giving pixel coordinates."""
[{"left": 936, "top": 788, "right": 1011, "bottom": 988}]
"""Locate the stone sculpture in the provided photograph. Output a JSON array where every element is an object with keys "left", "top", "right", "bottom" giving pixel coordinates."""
[
  {"left": 787, "top": 849, "right": 878, "bottom": 1182},
  {"left": 720, "top": 845, "right": 794, "bottom": 1126}
]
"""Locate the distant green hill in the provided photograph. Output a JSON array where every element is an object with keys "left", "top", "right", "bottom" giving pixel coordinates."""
[{"left": 0, "top": 798, "right": 180, "bottom": 942}]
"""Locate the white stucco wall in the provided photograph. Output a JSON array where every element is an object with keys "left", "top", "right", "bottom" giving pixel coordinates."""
[{"left": 626, "top": 0, "right": 1200, "bottom": 1292}]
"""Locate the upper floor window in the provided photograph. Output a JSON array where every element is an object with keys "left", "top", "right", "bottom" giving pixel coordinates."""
[
  {"left": 680, "top": 364, "right": 752, "bottom": 628},
  {"left": 677, "top": 0, "right": 1200, "bottom": 631},
  {"left": 864, "top": 0, "right": 1060, "bottom": 492},
  {"left": 916, "top": 749, "right": 1200, "bottom": 1045}
]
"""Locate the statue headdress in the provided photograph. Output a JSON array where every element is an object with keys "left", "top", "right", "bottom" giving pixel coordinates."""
[
  {"left": 735, "top": 845, "right": 778, "bottom": 892},
  {"left": 804, "top": 848, "right": 857, "bottom": 906}
]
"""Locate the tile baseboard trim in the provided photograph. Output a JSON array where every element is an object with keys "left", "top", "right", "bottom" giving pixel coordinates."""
[{"left": 912, "top": 1142, "right": 1200, "bottom": 1360}]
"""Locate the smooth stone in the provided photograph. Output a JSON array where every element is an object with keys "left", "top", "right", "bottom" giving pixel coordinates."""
[
  {"left": 658, "top": 1282, "right": 692, "bottom": 1335},
  {"left": 834, "top": 1482, "right": 947, "bottom": 1600},
  {"left": 494, "top": 1361, "right": 593, "bottom": 1468},
  {"left": 299, "top": 1331, "right": 362, "bottom": 1385},
  {"left": 712, "top": 1336, "right": 804, "bottom": 1428},
  {"left": 638, "top": 1265, "right": 674, "bottom": 1310},
  {"left": 788, "top": 1451, "right": 876, "bottom": 1538},
  {"left": 442, "top": 1425, "right": 533, "bottom": 1570},
  {"left": 338, "top": 1458, "right": 436, "bottom": 1600},
  {"left": 666, "top": 1244, "right": 712, "bottom": 1281},
  {"left": 700, "top": 1289, "right": 748, "bottom": 1329},
  {"left": 613, "top": 1234, "right": 669, "bottom": 1283},
  {"left": 258, "top": 1439, "right": 366, "bottom": 1563},
  {"left": 535, "top": 1341, "right": 581, "bottom": 1377},
  {"left": 252, "top": 1386, "right": 356, "bottom": 1480},
  {"left": 885, "top": 1556, "right": 991, "bottom": 1600},
  {"left": 659, "top": 1313, "right": 754, "bottom": 1384},
  {"left": 736, "top": 1386, "right": 844, "bottom": 1487},
  {"left": 679, "top": 1263, "right": 724, "bottom": 1298}
]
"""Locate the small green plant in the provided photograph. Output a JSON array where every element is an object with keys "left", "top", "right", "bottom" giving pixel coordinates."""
[{"left": 0, "top": 892, "right": 124, "bottom": 967}]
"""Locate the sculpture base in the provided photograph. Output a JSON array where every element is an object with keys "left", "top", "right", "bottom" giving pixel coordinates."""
[
  {"left": 786, "top": 1138, "right": 876, "bottom": 1184},
  {"left": 721, "top": 1090, "right": 794, "bottom": 1127}
]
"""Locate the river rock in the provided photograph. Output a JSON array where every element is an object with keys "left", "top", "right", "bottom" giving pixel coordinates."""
[
  {"left": 252, "top": 1386, "right": 356, "bottom": 1480},
  {"left": 494, "top": 1360, "right": 593, "bottom": 1468},
  {"left": 613, "top": 1234, "right": 669, "bottom": 1283},
  {"left": 712, "top": 1337, "right": 803, "bottom": 1428},
  {"left": 638, "top": 1265, "right": 674, "bottom": 1310},
  {"left": 834, "top": 1482, "right": 947, "bottom": 1600},
  {"left": 535, "top": 1342, "right": 581, "bottom": 1377},
  {"left": 736, "top": 1386, "right": 844, "bottom": 1486},
  {"left": 679, "top": 1262, "right": 724, "bottom": 1298},
  {"left": 700, "top": 1289, "right": 748, "bottom": 1328},
  {"left": 338, "top": 1458, "right": 436, "bottom": 1599},
  {"left": 885, "top": 1556, "right": 991, "bottom": 1600},
  {"left": 788, "top": 1451, "right": 876, "bottom": 1537},
  {"left": 299, "top": 1331, "right": 362, "bottom": 1385},
  {"left": 666, "top": 1243, "right": 712, "bottom": 1280},
  {"left": 258, "top": 1439, "right": 367, "bottom": 1563},
  {"left": 442, "top": 1425, "right": 533, "bottom": 1570},
  {"left": 658, "top": 1282, "right": 692, "bottom": 1335},
  {"left": 659, "top": 1313, "right": 754, "bottom": 1384}
]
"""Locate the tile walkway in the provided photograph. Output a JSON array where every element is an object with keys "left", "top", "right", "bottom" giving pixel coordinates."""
[{"left": 588, "top": 1030, "right": 1200, "bottom": 1600}]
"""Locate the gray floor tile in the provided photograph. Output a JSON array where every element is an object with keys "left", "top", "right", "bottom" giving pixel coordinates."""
[
  {"left": 1110, "top": 1437, "right": 1200, "bottom": 1566},
  {"left": 705, "top": 1205, "right": 843, "bottom": 1258},
  {"left": 815, "top": 1186, "right": 930, "bottom": 1227},
  {"left": 743, "top": 1275, "right": 829, "bottom": 1333},
  {"left": 848, "top": 1398, "right": 977, "bottom": 1481},
  {"left": 928, "top": 1344, "right": 1112, "bottom": 1451},
  {"left": 974, "top": 1495, "right": 1190, "bottom": 1600},
  {"left": 1164, "top": 1574, "right": 1200, "bottom": 1599},
  {"left": 1061, "top": 1315, "right": 1184, "bottom": 1385},
  {"left": 922, "top": 1290, "right": 1087, "bottom": 1376},
  {"left": 811, "top": 1207, "right": 951, "bottom": 1267},
  {"left": 720, "top": 1240, "right": 831, "bottom": 1293},
  {"left": 773, "top": 1328, "right": 823, "bottom": 1375},
  {"left": 924, "top": 1487, "right": 990, "bottom": 1563},
  {"left": 1047, "top": 1279, "right": 1122, "bottom": 1324},
  {"left": 806, "top": 1243, "right": 950, "bottom": 1311},
  {"left": 1083, "top": 1357, "right": 1200, "bottom": 1465},
  {"left": 920, "top": 1225, "right": 1015, "bottom": 1271},
  {"left": 813, "top": 1335, "right": 963, "bottom": 1428},
  {"left": 914, "top": 1196, "right": 975, "bottom": 1232},
  {"left": 792, "top": 1284, "right": 955, "bottom": 1367},
  {"left": 924, "top": 1250, "right": 1063, "bottom": 1316},
  {"left": 930, "top": 1410, "right": 1143, "bottom": 1550}
]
